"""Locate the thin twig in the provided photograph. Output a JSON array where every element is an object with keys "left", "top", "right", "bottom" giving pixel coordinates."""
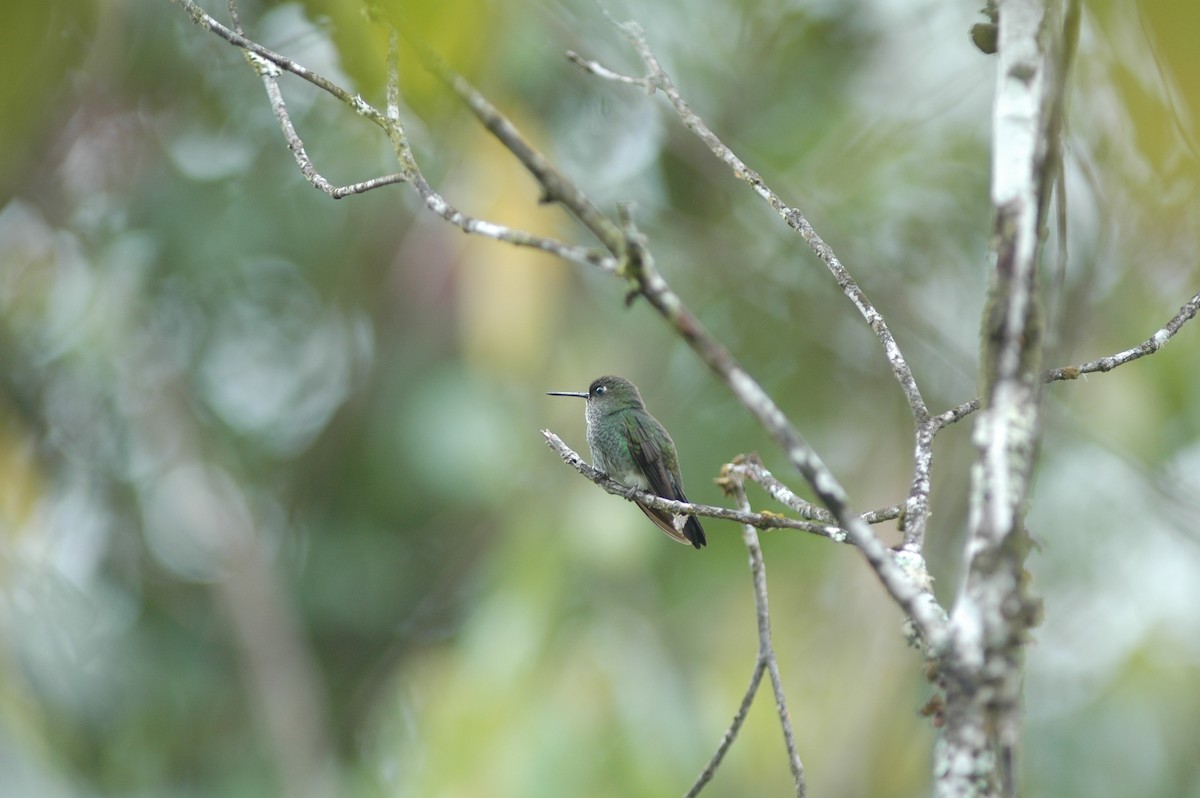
[
  {"left": 725, "top": 455, "right": 904, "bottom": 526},
  {"left": 683, "top": 468, "right": 809, "bottom": 796},
  {"left": 933, "top": 399, "right": 983, "bottom": 431},
  {"left": 733, "top": 476, "right": 806, "bottom": 797},
  {"left": 177, "top": 0, "right": 365, "bottom": 108},
  {"left": 1042, "top": 290, "right": 1200, "bottom": 380},
  {"left": 566, "top": 50, "right": 656, "bottom": 90},
  {"left": 725, "top": 456, "right": 834, "bottom": 522},
  {"left": 393, "top": 24, "right": 626, "bottom": 254},
  {"left": 934, "top": 289, "right": 1200, "bottom": 431},
  {"left": 250, "top": 46, "right": 408, "bottom": 199}
]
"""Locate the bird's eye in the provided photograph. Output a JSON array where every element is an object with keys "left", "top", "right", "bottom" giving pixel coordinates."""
[{"left": 594, "top": 385, "right": 606, "bottom": 395}]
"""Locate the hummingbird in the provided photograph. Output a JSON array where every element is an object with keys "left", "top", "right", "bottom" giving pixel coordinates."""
[{"left": 547, "top": 375, "right": 707, "bottom": 549}]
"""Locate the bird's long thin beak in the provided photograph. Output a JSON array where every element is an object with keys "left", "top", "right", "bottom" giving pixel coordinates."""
[{"left": 545, "top": 390, "right": 589, "bottom": 398}]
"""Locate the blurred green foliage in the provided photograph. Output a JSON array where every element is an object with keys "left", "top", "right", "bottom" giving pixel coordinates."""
[{"left": 1, "top": 0, "right": 1198, "bottom": 796}]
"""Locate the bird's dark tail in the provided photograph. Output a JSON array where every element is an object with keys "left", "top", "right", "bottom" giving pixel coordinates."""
[
  {"left": 636, "top": 502, "right": 706, "bottom": 549},
  {"left": 683, "top": 515, "right": 706, "bottom": 549}
]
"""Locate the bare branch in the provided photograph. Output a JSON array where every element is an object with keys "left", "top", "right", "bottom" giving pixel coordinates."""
[
  {"left": 565, "top": 50, "right": 656, "bottom": 91},
  {"left": 725, "top": 455, "right": 904, "bottom": 526},
  {"left": 169, "top": 3, "right": 1193, "bottom": 795},
  {"left": 185, "top": 0, "right": 950, "bottom": 661},
  {"left": 597, "top": 209, "right": 950, "bottom": 646},
  {"left": 545, "top": 431, "right": 914, "bottom": 545},
  {"left": 1043, "top": 290, "right": 1200, "bottom": 380},
  {"left": 578, "top": 15, "right": 930, "bottom": 427},
  {"left": 933, "top": 399, "right": 983, "bottom": 431},
  {"left": 543, "top": 431, "right": 847, "bottom": 539},
  {"left": 733, "top": 475, "right": 806, "bottom": 797},
  {"left": 173, "top": 0, "right": 613, "bottom": 269},
  {"left": 570, "top": 9, "right": 949, "bottom": 576},
  {"left": 934, "top": 288, "right": 1200, "bottom": 433},
  {"left": 226, "top": 0, "right": 390, "bottom": 200},
  {"left": 724, "top": 455, "right": 834, "bottom": 523},
  {"left": 902, "top": 419, "right": 937, "bottom": 550},
  {"left": 399, "top": 28, "right": 949, "bottom": 645},
  {"left": 247, "top": 49, "right": 408, "bottom": 198},
  {"left": 393, "top": 25, "right": 627, "bottom": 254},
  {"left": 175, "top": 0, "right": 366, "bottom": 109}
]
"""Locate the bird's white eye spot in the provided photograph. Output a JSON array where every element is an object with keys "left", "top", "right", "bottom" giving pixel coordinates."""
[{"left": 594, "top": 385, "right": 606, "bottom": 396}]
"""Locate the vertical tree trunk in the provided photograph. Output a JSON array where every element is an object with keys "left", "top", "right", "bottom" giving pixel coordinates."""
[{"left": 935, "top": 1, "right": 1077, "bottom": 794}]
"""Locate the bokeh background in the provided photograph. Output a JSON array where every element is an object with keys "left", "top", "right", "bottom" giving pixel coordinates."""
[{"left": 2, "top": 1, "right": 1198, "bottom": 796}]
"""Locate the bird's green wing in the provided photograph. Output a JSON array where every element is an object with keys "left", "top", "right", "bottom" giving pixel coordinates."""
[
  {"left": 623, "top": 411, "right": 683, "bottom": 501},
  {"left": 624, "top": 411, "right": 707, "bottom": 548}
]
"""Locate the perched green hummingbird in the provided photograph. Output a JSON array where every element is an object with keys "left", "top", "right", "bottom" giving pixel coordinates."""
[{"left": 547, "top": 375, "right": 707, "bottom": 549}]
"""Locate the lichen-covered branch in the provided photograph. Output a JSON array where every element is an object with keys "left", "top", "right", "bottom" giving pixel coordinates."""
[
  {"left": 1043, "top": 290, "right": 1200, "bottom": 380},
  {"left": 901, "top": 419, "right": 938, "bottom": 550},
  {"left": 934, "top": 1, "right": 1080, "bottom": 796}
]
